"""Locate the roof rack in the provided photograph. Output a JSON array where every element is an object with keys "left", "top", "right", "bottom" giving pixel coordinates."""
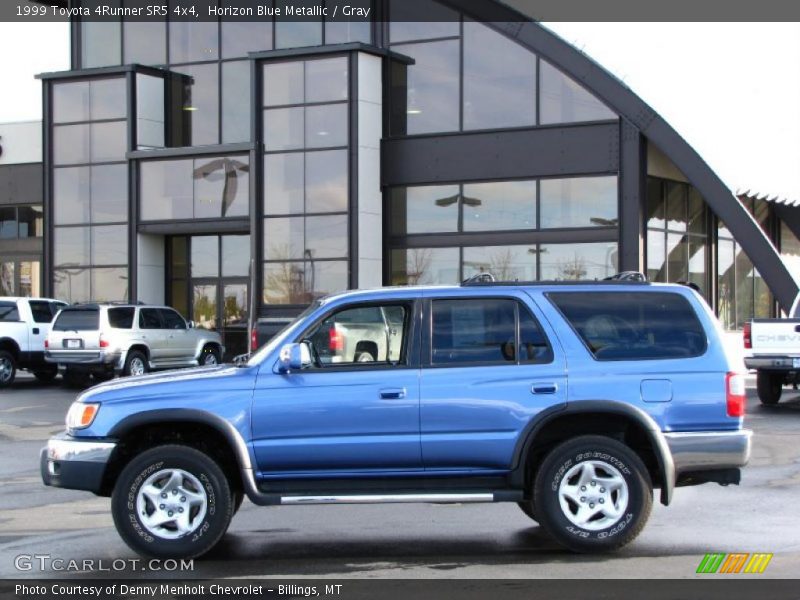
[
  {"left": 461, "top": 271, "right": 650, "bottom": 287},
  {"left": 602, "top": 271, "right": 647, "bottom": 282}
]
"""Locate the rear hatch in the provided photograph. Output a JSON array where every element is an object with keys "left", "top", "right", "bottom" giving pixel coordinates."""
[{"left": 48, "top": 307, "right": 102, "bottom": 355}]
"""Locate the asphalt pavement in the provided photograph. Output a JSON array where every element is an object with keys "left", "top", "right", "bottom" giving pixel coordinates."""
[{"left": 1, "top": 373, "right": 799, "bottom": 579}]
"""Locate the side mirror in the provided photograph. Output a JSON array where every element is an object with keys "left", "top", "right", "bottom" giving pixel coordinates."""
[
  {"left": 187, "top": 320, "right": 195, "bottom": 329},
  {"left": 278, "top": 343, "right": 311, "bottom": 373}
]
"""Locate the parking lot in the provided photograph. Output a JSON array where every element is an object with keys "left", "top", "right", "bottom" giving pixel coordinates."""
[{"left": 1, "top": 373, "right": 799, "bottom": 579}]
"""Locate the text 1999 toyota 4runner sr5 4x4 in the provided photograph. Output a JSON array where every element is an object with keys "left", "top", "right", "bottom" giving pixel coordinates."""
[{"left": 41, "top": 281, "right": 751, "bottom": 558}]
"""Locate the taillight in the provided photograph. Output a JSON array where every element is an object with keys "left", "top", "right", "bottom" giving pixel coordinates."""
[
  {"left": 726, "top": 372, "right": 746, "bottom": 417},
  {"left": 44, "top": 339, "right": 49, "bottom": 349},
  {"left": 250, "top": 329, "right": 258, "bottom": 351},
  {"left": 329, "top": 326, "right": 344, "bottom": 352},
  {"left": 743, "top": 322, "right": 752, "bottom": 349},
  {"left": 99, "top": 335, "right": 109, "bottom": 348}
]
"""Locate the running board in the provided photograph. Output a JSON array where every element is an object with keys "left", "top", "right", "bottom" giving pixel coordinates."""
[{"left": 279, "top": 491, "right": 522, "bottom": 505}]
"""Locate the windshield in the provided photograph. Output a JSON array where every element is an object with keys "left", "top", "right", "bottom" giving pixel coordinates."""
[{"left": 246, "top": 301, "right": 321, "bottom": 366}]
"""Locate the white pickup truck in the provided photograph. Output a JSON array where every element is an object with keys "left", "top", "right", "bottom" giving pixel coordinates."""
[
  {"left": 0, "top": 297, "right": 67, "bottom": 387},
  {"left": 744, "top": 296, "right": 800, "bottom": 405}
]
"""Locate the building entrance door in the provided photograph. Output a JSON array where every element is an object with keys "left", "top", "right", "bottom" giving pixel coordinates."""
[{"left": 192, "top": 278, "right": 249, "bottom": 361}]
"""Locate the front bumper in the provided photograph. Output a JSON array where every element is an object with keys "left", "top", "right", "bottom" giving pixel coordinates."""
[
  {"left": 665, "top": 429, "right": 752, "bottom": 473},
  {"left": 40, "top": 433, "right": 116, "bottom": 494}
]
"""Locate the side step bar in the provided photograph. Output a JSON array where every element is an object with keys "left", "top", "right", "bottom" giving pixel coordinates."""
[{"left": 282, "top": 493, "right": 499, "bottom": 505}]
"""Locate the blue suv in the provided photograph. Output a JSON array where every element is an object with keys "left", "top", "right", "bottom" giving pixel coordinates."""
[{"left": 41, "top": 281, "right": 751, "bottom": 558}]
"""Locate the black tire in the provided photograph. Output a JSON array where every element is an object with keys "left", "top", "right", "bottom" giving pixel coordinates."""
[
  {"left": 123, "top": 350, "right": 149, "bottom": 377},
  {"left": 199, "top": 344, "right": 222, "bottom": 366},
  {"left": 757, "top": 371, "right": 783, "bottom": 405},
  {"left": 63, "top": 368, "right": 91, "bottom": 388},
  {"left": 111, "top": 445, "right": 233, "bottom": 560},
  {"left": 0, "top": 350, "right": 16, "bottom": 388},
  {"left": 33, "top": 368, "right": 59, "bottom": 383},
  {"left": 517, "top": 500, "right": 537, "bottom": 522},
  {"left": 354, "top": 351, "right": 376, "bottom": 362},
  {"left": 533, "top": 435, "right": 652, "bottom": 553},
  {"left": 232, "top": 490, "right": 244, "bottom": 515}
]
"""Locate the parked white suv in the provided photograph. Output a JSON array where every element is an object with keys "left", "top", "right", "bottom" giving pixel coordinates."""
[
  {"left": 45, "top": 303, "right": 224, "bottom": 384},
  {"left": 0, "top": 297, "right": 68, "bottom": 387}
]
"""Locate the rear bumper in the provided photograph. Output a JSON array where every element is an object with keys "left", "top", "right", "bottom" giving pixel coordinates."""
[
  {"left": 744, "top": 356, "right": 800, "bottom": 371},
  {"left": 45, "top": 350, "right": 122, "bottom": 370},
  {"left": 665, "top": 429, "right": 752, "bottom": 473},
  {"left": 40, "top": 433, "right": 116, "bottom": 494}
]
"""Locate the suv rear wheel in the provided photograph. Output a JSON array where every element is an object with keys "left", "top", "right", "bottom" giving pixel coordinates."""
[
  {"left": 111, "top": 445, "right": 234, "bottom": 559},
  {"left": 756, "top": 371, "right": 783, "bottom": 405},
  {"left": 517, "top": 500, "right": 537, "bottom": 522},
  {"left": 124, "top": 350, "right": 149, "bottom": 377},
  {"left": 33, "top": 367, "right": 58, "bottom": 383},
  {"left": 533, "top": 435, "right": 652, "bottom": 553},
  {"left": 0, "top": 350, "right": 17, "bottom": 388},
  {"left": 200, "top": 345, "right": 221, "bottom": 366}
]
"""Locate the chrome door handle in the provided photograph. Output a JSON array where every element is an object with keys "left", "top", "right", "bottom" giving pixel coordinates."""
[
  {"left": 532, "top": 383, "right": 558, "bottom": 395},
  {"left": 380, "top": 388, "right": 406, "bottom": 400}
]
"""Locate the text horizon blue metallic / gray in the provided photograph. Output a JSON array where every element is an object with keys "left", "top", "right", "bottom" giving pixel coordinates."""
[{"left": 40, "top": 281, "right": 752, "bottom": 558}]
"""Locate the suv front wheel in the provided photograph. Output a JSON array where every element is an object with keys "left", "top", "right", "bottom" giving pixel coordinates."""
[
  {"left": 111, "top": 445, "right": 234, "bottom": 559},
  {"left": 533, "top": 435, "right": 652, "bottom": 553}
]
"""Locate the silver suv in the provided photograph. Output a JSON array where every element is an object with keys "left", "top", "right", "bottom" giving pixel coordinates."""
[{"left": 45, "top": 303, "right": 223, "bottom": 383}]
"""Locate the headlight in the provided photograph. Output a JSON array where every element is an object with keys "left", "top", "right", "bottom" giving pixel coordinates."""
[{"left": 66, "top": 402, "right": 100, "bottom": 430}]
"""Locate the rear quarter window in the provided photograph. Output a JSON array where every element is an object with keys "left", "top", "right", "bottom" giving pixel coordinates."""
[
  {"left": 108, "top": 307, "right": 135, "bottom": 329},
  {"left": 0, "top": 301, "right": 20, "bottom": 322},
  {"left": 53, "top": 309, "right": 100, "bottom": 331},
  {"left": 547, "top": 291, "right": 707, "bottom": 361}
]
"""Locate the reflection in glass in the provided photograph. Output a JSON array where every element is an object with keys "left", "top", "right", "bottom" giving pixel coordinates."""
[
  {"left": 137, "top": 74, "right": 166, "bottom": 149},
  {"left": 140, "top": 160, "right": 194, "bottom": 220},
  {"left": 263, "top": 262, "right": 307, "bottom": 304},
  {"left": 462, "top": 181, "right": 536, "bottom": 231},
  {"left": 53, "top": 82, "right": 90, "bottom": 123},
  {"left": 326, "top": 19, "right": 371, "bottom": 44},
  {"left": 222, "top": 20, "right": 273, "bottom": 59},
  {"left": 264, "top": 217, "right": 304, "bottom": 260},
  {"left": 223, "top": 283, "right": 248, "bottom": 326},
  {"left": 393, "top": 40, "right": 459, "bottom": 134},
  {"left": 666, "top": 182, "right": 687, "bottom": 232},
  {"left": 193, "top": 284, "right": 218, "bottom": 330},
  {"left": 191, "top": 236, "right": 219, "bottom": 278},
  {"left": 688, "top": 188, "right": 706, "bottom": 235},
  {"left": 124, "top": 22, "right": 167, "bottom": 65},
  {"left": 0, "top": 263, "right": 12, "bottom": 295},
  {"left": 171, "top": 278, "right": 189, "bottom": 319},
  {"left": 735, "top": 250, "right": 755, "bottom": 330},
  {"left": 54, "top": 227, "right": 91, "bottom": 267},
  {"left": 540, "top": 177, "right": 618, "bottom": 229},
  {"left": 305, "top": 104, "right": 348, "bottom": 148},
  {"left": 647, "top": 229, "right": 666, "bottom": 282},
  {"left": 264, "top": 107, "right": 304, "bottom": 151},
  {"left": 18, "top": 206, "right": 43, "bottom": 238},
  {"left": 177, "top": 63, "right": 219, "bottom": 146},
  {"left": 306, "top": 215, "right": 348, "bottom": 258},
  {"left": 19, "top": 262, "right": 41, "bottom": 298},
  {"left": 264, "top": 153, "right": 304, "bottom": 215},
  {"left": 539, "top": 243, "right": 617, "bottom": 281},
  {"left": 390, "top": 247, "right": 459, "bottom": 285},
  {"left": 463, "top": 20, "right": 536, "bottom": 130},
  {"left": 263, "top": 61, "right": 304, "bottom": 107},
  {"left": 92, "top": 267, "right": 128, "bottom": 301},
  {"left": 169, "top": 21, "right": 219, "bottom": 63},
  {"left": 54, "top": 268, "right": 90, "bottom": 304},
  {"left": 275, "top": 20, "right": 322, "bottom": 50},
  {"left": 222, "top": 61, "right": 251, "bottom": 144},
  {"left": 0, "top": 208, "right": 15, "bottom": 239},
  {"left": 540, "top": 60, "right": 617, "bottom": 125},
  {"left": 717, "top": 237, "right": 735, "bottom": 330},
  {"left": 91, "top": 164, "right": 128, "bottom": 223},
  {"left": 390, "top": 185, "right": 459, "bottom": 234},
  {"left": 666, "top": 232, "right": 688, "bottom": 282},
  {"left": 91, "top": 225, "right": 128, "bottom": 266},
  {"left": 646, "top": 178, "right": 665, "bottom": 229},
  {"left": 688, "top": 237, "right": 707, "bottom": 297},
  {"left": 462, "top": 246, "right": 536, "bottom": 281},
  {"left": 193, "top": 156, "right": 250, "bottom": 218},
  {"left": 90, "top": 78, "right": 127, "bottom": 121},
  {"left": 54, "top": 125, "right": 90, "bottom": 166},
  {"left": 54, "top": 167, "right": 91, "bottom": 225},
  {"left": 82, "top": 21, "right": 121, "bottom": 68},
  {"left": 389, "top": 0, "right": 459, "bottom": 43},
  {"left": 91, "top": 121, "right": 128, "bottom": 163},
  {"left": 222, "top": 235, "right": 251, "bottom": 277},
  {"left": 311, "top": 260, "right": 348, "bottom": 299},
  {"left": 305, "top": 150, "right": 348, "bottom": 213},
  {"left": 305, "top": 58, "right": 348, "bottom": 104}
]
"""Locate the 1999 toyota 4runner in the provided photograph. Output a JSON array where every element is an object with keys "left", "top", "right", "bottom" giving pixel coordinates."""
[{"left": 41, "top": 281, "right": 751, "bottom": 558}]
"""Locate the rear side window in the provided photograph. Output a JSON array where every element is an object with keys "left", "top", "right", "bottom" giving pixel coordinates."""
[
  {"left": 29, "top": 300, "right": 54, "bottom": 323},
  {"left": 548, "top": 291, "right": 707, "bottom": 361},
  {"left": 53, "top": 309, "right": 99, "bottom": 331},
  {"left": 431, "top": 298, "right": 552, "bottom": 365},
  {"left": 108, "top": 307, "right": 135, "bottom": 329},
  {"left": 0, "top": 301, "right": 20, "bottom": 322}
]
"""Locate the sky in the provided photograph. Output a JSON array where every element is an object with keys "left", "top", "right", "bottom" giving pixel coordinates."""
[{"left": 0, "top": 21, "right": 798, "bottom": 201}]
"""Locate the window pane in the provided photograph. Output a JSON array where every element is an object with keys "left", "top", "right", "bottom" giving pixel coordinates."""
[
  {"left": 124, "top": 22, "right": 167, "bottom": 65},
  {"left": 54, "top": 125, "right": 90, "bottom": 165},
  {"left": 646, "top": 178, "right": 665, "bottom": 230},
  {"left": 688, "top": 237, "right": 707, "bottom": 297},
  {"left": 108, "top": 307, "right": 135, "bottom": 329},
  {"left": 82, "top": 21, "right": 121, "bottom": 68},
  {"left": 263, "top": 61, "right": 304, "bottom": 107},
  {"left": 91, "top": 121, "right": 128, "bottom": 163},
  {"left": 540, "top": 177, "right": 618, "bottom": 229},
  {"left": 390, "top": 247, "right": 459, "bottom": 285},
  {"left": 539, "top": 242, "right": 617, "bottom": 281},
  {"left": 735, "top": 249, "right": 755, "bottom": 329},
  {"left": 305, "top": 150, "right": 348, "bottom": 213},
  {"left": 18, "top": 206, "right": 43, "bottom": 238},
  {"left": 665, "top": 182, "right": 687, "bottom": 232},
  {"left": 463, "top": 181, "right": 536, "bottom": 231},
  {"left": 177, "top": 63, "right": 219, "bottom": 146},
  {"left": 170, "top": 278, "right": 189, "bottom": 318},
  {"left": 91, "top": 78, "right": 126, "bottom": 121},
  {"left": 193, "top": 284, "right": 218, "bottom": 329},
  {"left": 221, "top": 19, "right": 273, "bottom": 59},
  {"left": 222, "top": 61, "right": 251, "bottom": 144},
  {"left": 140, "top": 307, "right": 162, "bottom": 329},
  {"left": 264, "top": 153, "right": 304, "bottom": 215},
  {"left": 781, "top": 221, "right": 800, "bottom": 285},
  {"left": 91, "top": 165, "right": 128, "bottom": 223},
  {"left": 305, "top": 104, "right": 348, "bottom": 148},
  {"left": 169, "top": 21, "right": 219, "bottom": 63},
  {"left": 193, "top": 156, "right": 250, "bottom": 219},
  {"left": 389, "top": 0, "right": 459, "bottom": 43},
  {"left": 754, "top": 268, "right": 772, "bottom": 319},
  {"left": 717, "top": 238, "right": 735, "bottom": 330},
  {"left": 390, "top": 185, "right": 458, "bottom": 234},
  {"left": 19, "top": 262, "right": 41, "bottom": 298},
  {"left": 264, "top": 217, "right": 304, "bottom": 259},
  {"left": 54, "top": 167, "right": 90, "bottom": 225},
  {"left": 0, "top": 264, "right": 12, "bottom": 295},
  {"left": 92, "top": 225, "right": 128, "bottom": 266},
  {"left": 688, "top": 188, "right": 706, "bottom": 235},
  {"left": 310, "top": 260, "right": 348, "bottom": 299},
  {"left": 306, "top": 215, "right": 348, "bottom": 258},
  {"left": 53, "top": 268, "right": 90, "bottom": 304},
  {"left": 54, "top": 227, "right": 91, "bottom": 267},
  {"left": 222, "top": 235, "right": 251, "bottom": 277},
  {"left": 140, "top": 159, "right": 194, "bottom": 220},
  {"left": 432, "top": 298, "right": 517, "bottom": 365},
  {"left": 520, "top": 306, "right": 553, "bottom": 363},
  {"left": 0, "top": 208, "right": 15, "bottom": 239},
  {"left": 264, "top": 107, "right": 304, "bottom": 151},
  {"left": 191, "top": 236, "right": 219, "bottom": 278},
  {"left": 394, "top": 40, "right": 459, "bottom": 135},
  {"left": 463, "top": 246, "right": 536, "bottom": 282},
  {"left": 540, "top": 60, "right": 617, "bottom": 125},
  {"left": 275, "top": 20, "right": 322, "bottom": 50},
  {"left": 137, "top": 74, "right": 166, "bottom": 150},
  {"left": 666, "top": 232, "right": 688, "bottom": 282},
  {"left": 548, "top": 291, "right": 707, "bottom": 360},
  {"left": 646, "top": 229, "right": 666, "bottom": 282},
  {"left": 263, "top": 262, "right": 308, "bottom": 304},
  {"left": 92, "top": 268, "right": 128, "bottom": 302},
  {"left": 463, "top": 20, "right": 536, "bottom": 130},
  {"left": 53, "top": 82, "right": 90, "bottom": 123},
  {"left": 325, "top": 19, "right": 371, "bottom": 45},
  {"left": 306, "top": 57, "right": 349, "bottom": 103}
]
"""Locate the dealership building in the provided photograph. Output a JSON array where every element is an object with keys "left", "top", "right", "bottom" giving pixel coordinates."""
[{"left": 4, "top": 0, "right": 800, "bottom": 358}]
